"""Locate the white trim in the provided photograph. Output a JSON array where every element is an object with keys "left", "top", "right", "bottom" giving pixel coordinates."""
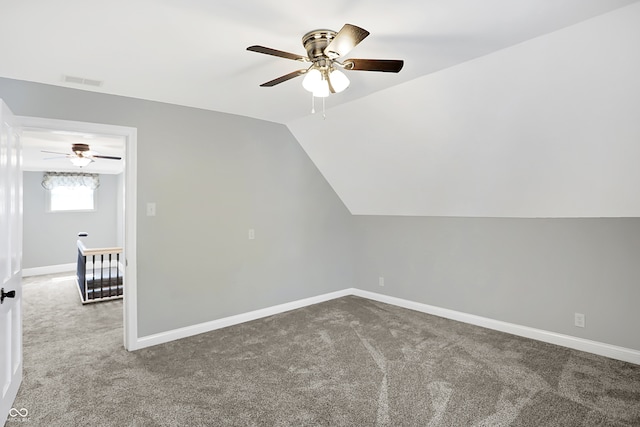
[
  {"left": 122, "top": 284, "right": 640, "bottom": 365},
  {"left": 130, "top": 289, "right": 351, "bottom": 351},
  {"left": 22, "top": 263, "right": 75, "bottom": 277},
  {"left": 122, "top": 127, "right": 137, "bottom": 351},
  {"left": 351, "top": 289, "right": 640, "bottom": 365}
]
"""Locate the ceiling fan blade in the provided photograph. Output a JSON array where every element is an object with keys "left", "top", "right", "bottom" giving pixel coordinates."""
[
  {"left": 344, "top": 59, "right": 404, "bottom": 73},
  {"left": 247, "top": 45, "right": 309, "bottom": 62},
  {"left": 41, "top": 150, "right": 71, "bottom": 156},
  {"left": 324, "top": 24, "right": 370, "bottom": 59},
  {"left": 260, "top": 69, "right": 307, "bottom": 87},
  {"left": 43, "top": 156, "right": 69, "bottom": 160},
  {"left": 92, "top": 155, "right": 122, "bottom": 160}
]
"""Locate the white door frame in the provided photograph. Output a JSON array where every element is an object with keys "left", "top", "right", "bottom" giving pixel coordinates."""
[
  {"left": 1, "top": 100, "right": 23, "bottom": 424},
  {"left": 17, "top": 116, "right": 138, "bottom": 350}
]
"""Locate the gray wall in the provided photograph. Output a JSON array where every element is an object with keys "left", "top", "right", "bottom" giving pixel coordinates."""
[
  {"left": 4, "top": 77, "right": 639, "bottom": 353},
  {"left": 22, "top": 171, "right": 120, "bottom": 269},
  {"left": 355, "top": 216, "right": 640, "bottom": 351},
  {"left": 1, "top": 77, "right": 355, "bottom": 336}
]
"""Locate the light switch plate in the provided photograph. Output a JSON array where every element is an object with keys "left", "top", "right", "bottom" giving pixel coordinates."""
[{"left": 146, "top": 202, "right": 156, "bottom": 216}]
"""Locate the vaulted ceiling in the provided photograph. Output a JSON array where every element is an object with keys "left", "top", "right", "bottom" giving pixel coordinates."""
[{"left": 2, "top": 0, "right": 639, "bottom": 216}]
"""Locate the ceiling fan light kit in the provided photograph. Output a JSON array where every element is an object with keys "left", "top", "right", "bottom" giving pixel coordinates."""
[
  {"left": 302, "top": 68, "right": 349, "bottom": 98},
  {"left": 247, "top": 23, "right": 403, "bottom": 115},
  {"left": 70, "top": 156, "right": 93, "bottom": 167}
]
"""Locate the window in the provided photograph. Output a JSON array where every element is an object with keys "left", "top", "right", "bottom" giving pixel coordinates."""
[
  {"left": 42, "top": 172, "right": 99, "bottom": 212},
  {"left": 49, "top": 185, "right": 95, "bottom": 211}
]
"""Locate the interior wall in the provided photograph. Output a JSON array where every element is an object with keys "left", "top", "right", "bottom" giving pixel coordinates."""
[
  {"left": 22, "top": 171, "right": 120, "bottom": 269},
  {"left": 354, "top": 216, "right": 640, "bottom": 351},
  {"left": 4, "top": 4, "right": 640, "bottom": 354},
  {"left": 0, "top": 79, "right": 356, "bottom": 336}
]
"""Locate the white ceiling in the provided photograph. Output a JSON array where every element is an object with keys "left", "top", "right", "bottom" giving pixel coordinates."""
[
  {"left": 2, "top": 0, "right": 639, "bottom": 216},
  {"left": 0, "top": 0, "right": 636, "bottom": 124}
]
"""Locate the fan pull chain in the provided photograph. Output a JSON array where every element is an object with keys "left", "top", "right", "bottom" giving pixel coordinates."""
[
  {"left": 322, "top": 96, "right": 326, "bottom": 120},
  {"left": 309, "top": 94, "right": 326, "bottom": 119}
]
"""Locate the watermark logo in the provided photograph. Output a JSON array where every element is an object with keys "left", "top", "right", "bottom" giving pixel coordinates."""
[{"left": 8, "top": 408, "right": 29, "bottom": 423}]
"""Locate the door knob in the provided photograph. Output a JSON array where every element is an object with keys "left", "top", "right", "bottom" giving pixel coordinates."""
[{"left": 1, "top": 288, "right": 16, "bottom": 304}]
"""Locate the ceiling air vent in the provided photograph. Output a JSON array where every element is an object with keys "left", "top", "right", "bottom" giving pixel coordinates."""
[{"left": 63, "top": 75, "right": 103, "bottom": 87}]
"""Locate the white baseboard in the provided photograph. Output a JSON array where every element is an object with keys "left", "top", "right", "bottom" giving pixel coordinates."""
[
  {"left": 351, "top": 289, "right": 640, "bottom": 366},
  {"left": 132, "top": 289, "right": 352, "bottom": 351},
  {"left": 23, "top": 263, "right": 75, "bottom": 277},
  {"left": 131, "top": 287, "right": 640, "bottom": 365}
]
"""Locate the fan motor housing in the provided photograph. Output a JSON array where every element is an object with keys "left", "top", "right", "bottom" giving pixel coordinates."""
[
  {"left": 302, "top": 29, "right": 337, "bottom": 60},
  {"left": 72, "top": 143, "right": 90, "bottom": 155}
]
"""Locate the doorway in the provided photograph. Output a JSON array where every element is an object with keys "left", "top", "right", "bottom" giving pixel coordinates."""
[{"left": 18, "top": 115, "right": 138, "bottom": 350}]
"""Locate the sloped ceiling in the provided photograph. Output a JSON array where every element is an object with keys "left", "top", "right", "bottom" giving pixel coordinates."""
[
  {"left": 289, "top": 2, "right": 640, "bottom": 217},
  {"left": 1, "top": 0, "right": 639, "bottom": 216}
]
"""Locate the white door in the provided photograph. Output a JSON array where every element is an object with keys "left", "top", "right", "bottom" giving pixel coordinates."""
[{"left": 0, "top": 99, "right": 23, "bottom": 423}]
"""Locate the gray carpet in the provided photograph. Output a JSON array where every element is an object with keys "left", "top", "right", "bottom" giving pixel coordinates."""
[{"left": 8, "top": 274, "right": 640, "bottom": 426}]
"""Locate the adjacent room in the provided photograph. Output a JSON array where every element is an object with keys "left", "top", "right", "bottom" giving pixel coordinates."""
[
  {"left": 1, "top": 1, "right": 639, "bottom": 425},
  {"left": 20, "top": 128, "right": 126, "bottom": 303}
]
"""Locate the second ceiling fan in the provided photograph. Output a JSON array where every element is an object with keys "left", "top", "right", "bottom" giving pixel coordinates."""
[
  {"left": 42, "top": 143, "right": 122, "bottom": 167},
  {"left": 247, "top": 23, "right": 404, "bottom": 97}
]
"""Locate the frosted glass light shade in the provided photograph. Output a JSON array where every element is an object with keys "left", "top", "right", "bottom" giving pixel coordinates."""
[
  {"left": 313, "top": 80, "right": 330, "bottom": 98},
  {"left": 302, "top": 69, "right": 322, "bottom": 92},
  {"left": 303, "top": 68, "right": 330, "bottom": 98},
  {"left": 70, "top": 157, "right": 92, "bottom": 167},
  {"left": 329, "top": 69, "right": 349, "bottom": 93}
]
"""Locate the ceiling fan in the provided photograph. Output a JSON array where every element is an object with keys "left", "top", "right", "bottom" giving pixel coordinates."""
[
  {"left": 42, "top": 143, "right": 122, "bottom": 167},
  {"left": 247, "top": 23, "right": 404, "bottom": 97}
]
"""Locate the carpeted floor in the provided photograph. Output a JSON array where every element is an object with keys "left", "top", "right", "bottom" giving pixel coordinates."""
[{"left": 8, "top": 274, "right": 640, "bottom": 426}]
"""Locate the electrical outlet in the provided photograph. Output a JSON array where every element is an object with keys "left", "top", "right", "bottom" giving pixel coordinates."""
[
  {"left": 574, "top": 313, "right": 585, "bottom": 328},
  {"left": 248, "top": 229, "right": 255, "bottom": 240},
  {"left": 379, "top": 276, "right": 384, "bottom": 287}
]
